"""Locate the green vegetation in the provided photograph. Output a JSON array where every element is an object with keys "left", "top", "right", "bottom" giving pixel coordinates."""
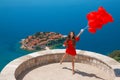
[
  {"left": 108, "top": 50, "right": 120, "bottom": 62},
  {"left": 50, "top": 43, "right": 63, "bottom": 49},
  {"left": 47, "top": 38, "right": 65, "bottom": 46}
]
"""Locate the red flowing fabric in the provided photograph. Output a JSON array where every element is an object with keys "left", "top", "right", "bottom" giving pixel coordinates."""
[{"left": 64, "top": 37, "right": 80, "bottom": 56}]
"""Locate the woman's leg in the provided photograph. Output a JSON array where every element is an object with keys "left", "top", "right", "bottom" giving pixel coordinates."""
[
  {"left": 60, "top": 53, "right": 68, "bottom": 64},
  {"left": 72, "top": 56, "right": 75, "bottom": 74}
]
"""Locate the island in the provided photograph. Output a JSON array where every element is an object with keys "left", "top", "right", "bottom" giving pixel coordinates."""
[{"left": 20, "top": 32, "right": 66, "bottom": 51}]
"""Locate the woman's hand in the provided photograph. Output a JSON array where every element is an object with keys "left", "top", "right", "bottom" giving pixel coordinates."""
[
  {"left": 45, "top": 46, "right": 50, "bottom": 50},
  {"left": 63, "top": 44, "right": 65, "bottom": 47},
  {"left": 77, "top": 29, "right": 84, "bottom": 37},
  {"left": 80, "top": 29, "right": 84, "bottom": 33}
]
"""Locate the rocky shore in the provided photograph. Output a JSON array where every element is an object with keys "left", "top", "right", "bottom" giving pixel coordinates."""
[{"left": 20, "top": 32, "right": 66, "bottom": 51}]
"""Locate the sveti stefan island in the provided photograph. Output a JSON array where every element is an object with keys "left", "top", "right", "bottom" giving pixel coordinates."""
[
  {"left": 0, "top": 0, "right": 120, "bottom": 80},
  {"left": 20, "top": 32, "right": 66, "bottom": 51}
]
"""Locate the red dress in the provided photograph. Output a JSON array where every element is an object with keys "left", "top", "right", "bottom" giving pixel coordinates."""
[{"left": 64, "top": 37, "right": 80, "bottom": 56}]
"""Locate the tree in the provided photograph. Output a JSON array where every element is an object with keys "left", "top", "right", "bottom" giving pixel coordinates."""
[{"left": 108, "top": 50, "right": 120, "bottom": 62}]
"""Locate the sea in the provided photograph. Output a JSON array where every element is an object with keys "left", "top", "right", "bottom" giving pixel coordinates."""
[{"left": 0, "top": 0, "right": 120, "bottom": 71}]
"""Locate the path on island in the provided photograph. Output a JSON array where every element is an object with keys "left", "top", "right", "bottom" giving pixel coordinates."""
[{"left": 21, "top": 63, "right": 110, "bottom": 80}]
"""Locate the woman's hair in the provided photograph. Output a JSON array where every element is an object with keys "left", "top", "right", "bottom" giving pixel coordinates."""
[{"left": 66, "top": 31, "right": 76, "bottom": 46}]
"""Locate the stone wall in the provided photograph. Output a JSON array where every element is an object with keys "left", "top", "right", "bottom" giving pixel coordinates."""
[{"left": 0, "top": 49, "right": 120, "bottom": 80}]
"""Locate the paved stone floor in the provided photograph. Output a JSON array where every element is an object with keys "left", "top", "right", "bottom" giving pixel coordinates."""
[{"left": 22, "top": 63, "right": 110, "bottom": 80}]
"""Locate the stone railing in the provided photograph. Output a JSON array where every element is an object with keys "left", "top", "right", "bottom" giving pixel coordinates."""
[{"left": 0, "top": 49, "right": 120, "bottom": 80}]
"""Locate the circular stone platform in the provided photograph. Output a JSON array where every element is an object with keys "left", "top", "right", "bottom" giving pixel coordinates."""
[
  {"left": 1, "top": 49, "right": 120, "bottom": 80},
  {"left": 22, "top": 63, "right": 110, "bottom": 80}
]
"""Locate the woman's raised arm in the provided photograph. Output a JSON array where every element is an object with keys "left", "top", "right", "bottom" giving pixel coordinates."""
[{"left": 77, "top": 29, "right": 84, "bottom": 37}]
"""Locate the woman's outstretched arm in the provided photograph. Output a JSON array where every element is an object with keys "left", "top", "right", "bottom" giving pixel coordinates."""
[{"left": 77, "top": 29, "right": 84, "bottom": 37}]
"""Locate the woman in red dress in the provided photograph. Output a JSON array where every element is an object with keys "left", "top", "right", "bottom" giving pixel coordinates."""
[{"left": 60, "top": 29, "right": 84, "bottom": 74}]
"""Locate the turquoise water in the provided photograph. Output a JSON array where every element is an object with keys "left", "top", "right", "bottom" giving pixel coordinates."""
[{"left": 0, "top": 0, "right": 120, "bottom": 71}]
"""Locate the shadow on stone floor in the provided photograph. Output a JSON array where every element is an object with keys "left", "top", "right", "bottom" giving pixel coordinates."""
[{"left": 62, "top": 67, "right": 105, "bottom": 80}]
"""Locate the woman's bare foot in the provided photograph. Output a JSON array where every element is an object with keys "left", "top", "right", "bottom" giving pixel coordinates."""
[
  {"left": 72, "top": 70, "right": 75, "bottom": 75},
  {"left": 60, "top": 53, "right": 68, "bottom": 65},
  {"left": 60, "top": 61, "right": 62, "bottom": 65}
]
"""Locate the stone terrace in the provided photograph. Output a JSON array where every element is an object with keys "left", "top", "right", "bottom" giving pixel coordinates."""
[{"left": 0, "top": 49, "right": 120, "bottom": 80}]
